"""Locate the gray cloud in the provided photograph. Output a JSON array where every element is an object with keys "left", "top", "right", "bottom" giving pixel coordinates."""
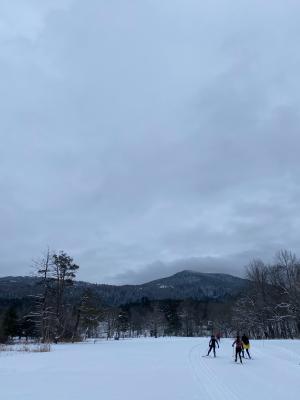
[{"left": 1, "top": 1, "right": 300, "bottom": 284}]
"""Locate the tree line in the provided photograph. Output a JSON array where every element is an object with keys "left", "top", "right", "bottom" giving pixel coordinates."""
[
  {"left": 1, "top": 248, "right": 300, "bottom": 343},
  {"left": 233, "top": 250, "right": 300, "bottom": 339},
  {"left": 100, "top": 297, "right": 234, "bottom": 339}
]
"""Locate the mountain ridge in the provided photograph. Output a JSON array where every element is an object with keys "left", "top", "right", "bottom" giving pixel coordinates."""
[{"left": 0, "top": 270, "right": 248, "bottom": 305}]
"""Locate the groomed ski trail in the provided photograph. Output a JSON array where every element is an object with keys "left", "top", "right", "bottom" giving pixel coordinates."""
[
  {"left": 189, "top": 343, "right": 240, "bottom": 400},
  {"left": 188, "top": 338, "right": 300, "bottom": 400}
]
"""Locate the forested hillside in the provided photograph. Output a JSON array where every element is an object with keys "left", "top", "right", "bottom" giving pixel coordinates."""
[{"left": 0, "top": 270, "right": 247, "bottom": 305}]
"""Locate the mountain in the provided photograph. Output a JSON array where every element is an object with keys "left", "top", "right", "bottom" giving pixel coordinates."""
[
  {"left": 0, "top": 270, "right": 248, "bottom": 306},
  {"left": 139, "top": 270, "right": 248, "bottom": 299}
]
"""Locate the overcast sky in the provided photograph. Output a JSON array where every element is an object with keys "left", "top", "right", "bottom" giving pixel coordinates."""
[{"left": 1, "top": 0, "right": 300, "bottom": 284}]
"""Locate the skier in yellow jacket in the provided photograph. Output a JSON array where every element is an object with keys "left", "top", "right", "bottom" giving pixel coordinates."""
[{"left": 241, "top": 333, "right": 251, "bottom": 359}]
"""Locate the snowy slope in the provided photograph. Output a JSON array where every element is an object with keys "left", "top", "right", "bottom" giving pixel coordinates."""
[{"left": 0, "top": 338, "right": 299, "bottom": 400}]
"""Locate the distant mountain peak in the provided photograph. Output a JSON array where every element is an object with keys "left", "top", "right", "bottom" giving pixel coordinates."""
[{"left": 173, "top": 269, "right": 198, "bottom": 275}]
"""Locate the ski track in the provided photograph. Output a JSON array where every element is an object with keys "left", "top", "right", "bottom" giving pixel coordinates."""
[
  {"left": 188, "top": 345, "right": 209, "bottom": 400},
  {"left": 189, "top": 338, "right": 300, "bottom": 400},
  {"left": 189, "top": 343, "right": 240, "bottom": 400}
]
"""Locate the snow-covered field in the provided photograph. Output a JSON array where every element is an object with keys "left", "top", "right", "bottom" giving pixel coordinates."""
[{"left": 1, "top": 337, "right": 300, "bottom": 400}]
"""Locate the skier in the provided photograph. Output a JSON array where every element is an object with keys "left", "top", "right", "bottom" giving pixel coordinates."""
[
  {"left": 232, "top": 335, "right": 243, "bottom": 363},
  {"left": 241, "top": 334, "right": 251, "bottom": 359},
  {"left": 207, "top": 334, "right": 219, "bottom": 357}
]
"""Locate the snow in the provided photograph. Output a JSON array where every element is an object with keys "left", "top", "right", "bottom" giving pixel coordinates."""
[{"left": 1, "top": 338, "right": 300, "bottom": 399}]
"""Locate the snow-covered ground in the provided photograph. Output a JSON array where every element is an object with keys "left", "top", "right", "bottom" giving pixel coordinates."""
[{"left": 1, "top": 337, "right": 300, "bottom": 400}]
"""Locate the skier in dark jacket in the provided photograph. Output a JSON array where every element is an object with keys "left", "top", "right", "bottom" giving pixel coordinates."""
[
  {"left": 232, "top": 335, "right": 243, "bottom": 363},
  {"left": 207, "top": 334, "right": 219, "bottom": 357},
  {"left": 241, "top": 334, "right": 251, "bottom": 359}
]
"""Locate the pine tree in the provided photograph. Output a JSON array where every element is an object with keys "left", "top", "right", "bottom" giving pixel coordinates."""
[
  {"left": 52, "top": 251, "right": 79, "bottom": 341},
  {"left": 3, "top": 307, "right": 19, "bottom": 341}
]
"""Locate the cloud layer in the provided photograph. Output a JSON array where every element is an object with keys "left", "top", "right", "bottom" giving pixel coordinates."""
[{"left": 1, "top": 1, "right": 300, "bottom": 283}]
